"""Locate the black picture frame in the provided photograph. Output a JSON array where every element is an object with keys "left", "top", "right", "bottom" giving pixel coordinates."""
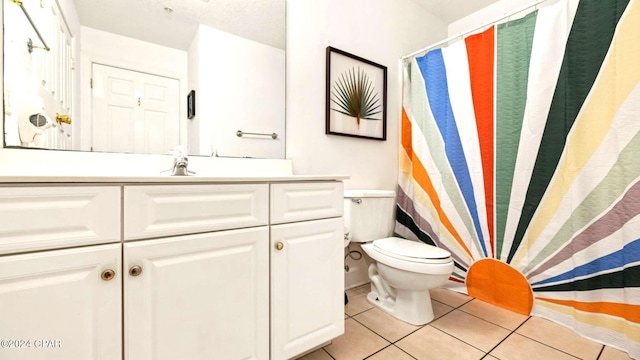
[
  {"left": 187, "top": 90, "right": 196, "bottom": 119},
  {"left": 326, "top": 46, "right": 387, "bottom": 141}
]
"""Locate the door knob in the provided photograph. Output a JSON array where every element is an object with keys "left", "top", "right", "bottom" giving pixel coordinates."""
[
  {"left": 129, "top": 265, "right": 143, "bottom": 277},
  {"left": 275, "top": 242, "right": 284, "bottom": 251},
  {"left": 101, "top": 269, "right": 116, "bottom": 281}
]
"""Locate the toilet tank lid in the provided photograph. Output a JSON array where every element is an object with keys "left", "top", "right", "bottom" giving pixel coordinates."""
[{"left": 344, "top": 190, "right": 395, "bottom": 198}]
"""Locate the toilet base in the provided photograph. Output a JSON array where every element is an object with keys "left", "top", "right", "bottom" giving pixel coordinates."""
[{"left": 366, "top": 288, "right": 435, "bottom": 326}]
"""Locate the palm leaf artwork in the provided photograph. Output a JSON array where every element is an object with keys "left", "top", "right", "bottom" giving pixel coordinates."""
[{"left": 330, "top": 67, "right": 382, "bottom": 127}]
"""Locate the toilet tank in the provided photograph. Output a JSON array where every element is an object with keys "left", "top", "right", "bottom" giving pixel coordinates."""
[{"left": 344, "top": 190, "right": 396, "bottom": 243}]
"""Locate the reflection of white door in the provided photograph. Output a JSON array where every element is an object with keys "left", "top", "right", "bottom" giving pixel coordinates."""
[{"left": 91, "top": 64, "right": 179, "bottom": 154}]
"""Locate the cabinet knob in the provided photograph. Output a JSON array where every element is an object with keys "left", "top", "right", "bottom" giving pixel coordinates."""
[
  {"left": 129, "top": 265, "right": 143, "bottom": 277},
  {"left": 101, "top": 269, "right": 116, "bottom": 281},
  {"left": 275, "top": 242, "right": 284, "bottom": 251}
]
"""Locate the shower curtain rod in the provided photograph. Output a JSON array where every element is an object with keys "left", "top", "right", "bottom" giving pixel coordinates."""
[{"left": 401, "top": 0, "right": 548, "bottom": 60}]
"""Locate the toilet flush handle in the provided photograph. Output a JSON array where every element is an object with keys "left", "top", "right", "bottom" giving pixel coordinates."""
[{"left": 351, "top": 198, "right": 362, "bottom": 204}]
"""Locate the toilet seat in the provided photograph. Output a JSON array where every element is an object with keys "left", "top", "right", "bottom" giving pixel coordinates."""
[
  {"left": 361, "top": 239, "right": 453, "bottom": 275},
  {"left": 373, "top": 237, "right": 452, "bottom": 264}
]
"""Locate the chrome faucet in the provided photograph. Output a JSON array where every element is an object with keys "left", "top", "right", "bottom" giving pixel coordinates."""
[{"left": 168, "top": 146, "right": 195, "bottom": 176}]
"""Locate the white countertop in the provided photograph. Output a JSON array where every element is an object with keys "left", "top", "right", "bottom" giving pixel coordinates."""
[
  {"left": 0, "top": 174, "right": 349, "bottom": 184},
  {"left": 0, "top": 148, "right": 349, "bottom": 183}
]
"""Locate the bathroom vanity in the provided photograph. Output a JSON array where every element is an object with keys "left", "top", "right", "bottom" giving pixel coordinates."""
[{"left": 0, "top": 175, "right": 346, "bottom": 360}]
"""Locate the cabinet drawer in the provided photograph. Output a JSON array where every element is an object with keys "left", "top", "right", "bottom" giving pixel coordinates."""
[
  {"left": 124, "top": 184, "right": 269, "bottom": 240},
  {"left": 270, "top": 182, "right": 343, "bottom": 224},
  {"left": 0, "top": 186, "right": 121, "bottom": 255}
]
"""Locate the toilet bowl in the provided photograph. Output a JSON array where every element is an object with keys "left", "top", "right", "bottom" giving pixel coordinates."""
[
  {"left": 344, "top": 190, "right": 454, "bottom": 325},
  {"left": 361, "top": 237, "right": 453, "bottom": 325}
]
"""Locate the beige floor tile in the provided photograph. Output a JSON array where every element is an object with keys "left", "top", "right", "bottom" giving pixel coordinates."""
[
  {"left": 432, "top": 299, "right": 454, "bottom": 320},
  {"left": 396, "top": 325, "right": 485, "bottom": 360},
  {"left": 295, "top": 348, "right": 333, "bottom": 360},
  {"left": 516, "top": 317, "right": 602, "bottom": 360},
  {"left": 353, "top": 307, "right": 421, "bottom": 342},
  {"left": 347, "top": 287, "right": 365, "bottom": 298},
  {"left": 345, "top": 292, "right": 374, "bottom": 316},
  {"left": 490, "top": 333, "right": 577, "bottom": 360},
  {"left": 429, "top": 288, "right": 472, "bottom": 308},
  {"left": 599, "top": 346, "right": 633, "bottom": 360},
  {"left": 324, "top": 318, "right": 390, "bottom": 360},
  {"left": 356, "top": 283, "right": 371, "bottom": 293},
  {"left": 367, "top": 345, "right": 414, "bottom": 360},
  {"left": 459, "top": 299, "right": 529, "bottom": 330},
  {"left": 430, "top": 309, "right": 510, "bottom": 352}
]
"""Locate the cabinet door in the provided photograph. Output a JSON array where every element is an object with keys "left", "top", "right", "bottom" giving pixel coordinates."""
[
  {"left": 270, "top": 218, "right": 344, "bottom": 359},
  {"left": 0, "top": 244, "right": 122, "bottom": 360},
  {"left": 124, "top": 227, "right": 269, "bottom": 360}
]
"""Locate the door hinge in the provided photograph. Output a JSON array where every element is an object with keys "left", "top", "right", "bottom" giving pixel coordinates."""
[
  {"left": 90, "top": 78, "right": 93, "bottom": 89},
  {"left": 71, "top": 57, "right": 76, "bottom": 70}
]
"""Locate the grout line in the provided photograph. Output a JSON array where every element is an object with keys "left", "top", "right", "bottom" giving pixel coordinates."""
[
  {"left": 363, "top": 344, "right": 419, "bottom": 360},
  {"left": 391, "top": 325, "right": 426, "bottom": 345},
  {"left": 506, "top": 332, "right": 582, "bottom": 359},
  {"left": 429, "top": 324, "right": 489, "bottom": 354},
  {"left": 362, "top": 344, "right": 393, "bottom": 359},
  {"left": 395, "top": 344, "right": 419, "bottom": 360},
  {"left": 345, "top": 307, "right": 374, "bottom": 317},
  {"left": 349, "top": 297, "right": 473, "bottom": 348},
  {"left": 456, "top": 299, "right": 529, "bottom": 331},
  {"left": 349, "top": 314, "right": 398, "bottom": 344},
  {"left": 595, "top": 345, "right": 605, "bottom": 359},
  {"left": 321, "top": 347, "right": 336, "bottom": 359},
  {"left": 502, "top": 318, "right": 582, "bottom": 359},
  {"left": 482, "top": 315, "right": 532, "bottom": 357}
]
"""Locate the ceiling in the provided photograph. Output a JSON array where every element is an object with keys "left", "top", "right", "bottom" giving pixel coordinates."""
[
  {"left": 411, "top": 0, "right": 501, "bottom": 23},
  {"left": 73, "top": 0, "right": 498, "bottom": 52},
  {"left": 73, "top": 0, "right": 286, "bottom": 50}
]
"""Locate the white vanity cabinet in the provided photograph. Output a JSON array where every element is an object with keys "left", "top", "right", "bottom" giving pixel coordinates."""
[
  {"left": 270, "top": 182, "right": 345, "bottom": 359},
  {"left": 0, "top": 179, "right": 345, "bottom": 360}
]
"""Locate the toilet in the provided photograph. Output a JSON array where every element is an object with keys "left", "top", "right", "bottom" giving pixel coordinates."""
[{"left": 344, "top": 190, "right": 454, "bottom": 325}]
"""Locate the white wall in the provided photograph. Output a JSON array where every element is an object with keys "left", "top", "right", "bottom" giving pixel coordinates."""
[
  {"left": 79, "top": 26, "right": 188, "bottom": 151},
  {"left": 286, "top": 0, "right": 447, "bottom": 191},
  {"left": 188, "top": 24, "right": 285, "bottom": 158},
  {"left": 187, "top": 30, "right": 201, "bottom": 154}
]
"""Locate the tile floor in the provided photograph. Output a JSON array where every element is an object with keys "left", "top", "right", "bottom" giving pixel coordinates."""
[{"left": 298, "top": 284, "right": 634, "bottom": 360}]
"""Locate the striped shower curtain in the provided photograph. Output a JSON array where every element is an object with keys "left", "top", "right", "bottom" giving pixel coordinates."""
[{"left": 398, "top": 0, "right": 640, "bottom": 357}]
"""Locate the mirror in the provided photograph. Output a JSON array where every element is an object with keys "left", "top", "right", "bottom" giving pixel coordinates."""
[{"left": 3, "top": 0, "right": 286, "bottom": 158}]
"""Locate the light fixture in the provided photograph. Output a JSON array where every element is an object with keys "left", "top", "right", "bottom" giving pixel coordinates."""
[{"left": 164, "top": 7, "right": 173, "bottom": 14}]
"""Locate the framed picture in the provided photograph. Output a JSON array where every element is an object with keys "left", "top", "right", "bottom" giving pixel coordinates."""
[
  {"left": 326, "top": 46, "right": 387, "bottom": 141},
  {"left": 187, "top": 90, "right": 196, "bottom": 119}
]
